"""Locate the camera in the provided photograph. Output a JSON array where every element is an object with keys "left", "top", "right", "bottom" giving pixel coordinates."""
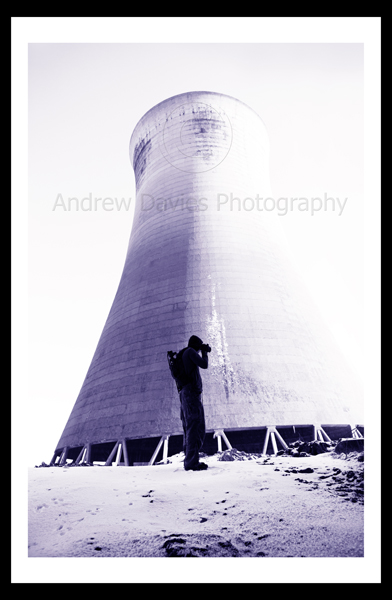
[{"left": 201, "top": 343, "right": 211, "bottom": 353}]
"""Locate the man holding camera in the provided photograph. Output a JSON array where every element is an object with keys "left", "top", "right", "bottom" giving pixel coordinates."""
[{"left": 180, "top": 335, "right": 211, "bottom": 471}]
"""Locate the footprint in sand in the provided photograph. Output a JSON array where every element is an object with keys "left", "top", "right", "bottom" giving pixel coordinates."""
[
  {"left": 86, "top": 508, "right": 102, "bottom": 515},
  {"left": 58, "top": 525, "right": 72, "bottom": 536}
]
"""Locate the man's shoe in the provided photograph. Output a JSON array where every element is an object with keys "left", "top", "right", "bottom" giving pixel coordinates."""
[{"left": 191, "top": 462, "right": 208, "bottom": 471}]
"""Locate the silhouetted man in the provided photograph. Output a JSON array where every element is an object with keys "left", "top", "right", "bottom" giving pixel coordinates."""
[{"left": 180, "top": 335, "right": 210, "bottom": 471}]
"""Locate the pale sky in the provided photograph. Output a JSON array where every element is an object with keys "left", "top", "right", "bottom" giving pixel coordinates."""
[{"left": 13, "top": 19, "right": 380, "bottom": 470}]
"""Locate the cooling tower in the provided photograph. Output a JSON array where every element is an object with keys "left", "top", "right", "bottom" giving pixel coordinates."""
[{"left": 52, "top": 91, "right": 363, "bottom": 465}]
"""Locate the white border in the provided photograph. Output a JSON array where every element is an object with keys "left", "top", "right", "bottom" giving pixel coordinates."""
[{"left": 12, "top": 17, "right": 381, "bottom": 584}]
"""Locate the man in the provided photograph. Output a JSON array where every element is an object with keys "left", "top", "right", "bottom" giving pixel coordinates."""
[{"left": 180, "top": 335, "right": 210, "bottom": 471}]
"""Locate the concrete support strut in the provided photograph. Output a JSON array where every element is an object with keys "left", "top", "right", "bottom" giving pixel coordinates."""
[
  {"left": 105, "top": 440, "right": 120, "bottom": 466},
  {"left": 313, "top": 425, "right": 332, "bottom": 443},
  {"left": 213, "top": 429, "right": 232, "bottom": 452},
  {"left": 149, "top": 435, "right": 170, "bottom": 466},
  {"left": 75, "top": 445, "right": 87, "bottom": 465},
  {"left": 262, "top": 427, "right": 289, "bottom": 456},
  {"left": 351, "top": 425, "right": 364, "bottom": 439},
  {"left": 58, "top": 446, "right": 69, "bottom": 466},
  {"left": 115, "top": 441, "right": 123, "bottom": 466},
  {"left": 122, "top": 438, "right": 130, "bottom": 466}
]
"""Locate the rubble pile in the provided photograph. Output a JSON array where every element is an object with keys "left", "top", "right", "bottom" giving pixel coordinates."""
[
  {"left": 216, "top": 440, "right": 336, "bottom": 461},
  {"left": 276, "top": 439, "right": 336, "bottom": 457},
  {"left": 217, "top": 448, "right": 263, "bottom": 462}
]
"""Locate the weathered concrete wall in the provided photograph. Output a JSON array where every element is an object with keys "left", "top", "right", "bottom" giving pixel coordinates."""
[{"left": 55, "top": 91, "right": 363, "bottom": 453}]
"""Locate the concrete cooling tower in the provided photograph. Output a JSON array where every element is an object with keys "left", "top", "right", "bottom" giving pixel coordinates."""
[{"left": 51, "top": 91, "right": 363, "bottom": 466}]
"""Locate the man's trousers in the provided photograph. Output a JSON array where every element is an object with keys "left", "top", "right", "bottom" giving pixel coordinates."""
[{"left": 179, "top": 383, "right": 206, "bottom": 470}]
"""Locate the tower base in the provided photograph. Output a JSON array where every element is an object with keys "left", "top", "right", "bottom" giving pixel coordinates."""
[{"left": 50, "top": 423, "right": 364, "bottom": 466}]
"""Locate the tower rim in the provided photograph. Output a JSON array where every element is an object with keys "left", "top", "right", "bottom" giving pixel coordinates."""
[{"left": 129, "top": 90, "right": 267, "bottom": 158}]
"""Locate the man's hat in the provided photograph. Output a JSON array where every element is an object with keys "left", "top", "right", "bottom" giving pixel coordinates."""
[{"left": 188, "top": 335, "right": 203, "bottom": 350}]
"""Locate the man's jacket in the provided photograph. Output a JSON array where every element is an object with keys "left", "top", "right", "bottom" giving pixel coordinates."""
[{"left": 182, "top": 347, "right": 209, "bottom": 393}]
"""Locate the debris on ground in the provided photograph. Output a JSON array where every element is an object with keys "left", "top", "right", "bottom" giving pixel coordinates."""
[
  {"left": 217, "top": 448, "right": 263, "bottom": 461},
  {"left": 278, "top": 440, "right": 334, "bottom": 457}
]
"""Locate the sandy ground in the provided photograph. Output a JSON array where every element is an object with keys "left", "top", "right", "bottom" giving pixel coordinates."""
[{"left": 25, "top": 448, "right": 370, "bottom": 583}]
